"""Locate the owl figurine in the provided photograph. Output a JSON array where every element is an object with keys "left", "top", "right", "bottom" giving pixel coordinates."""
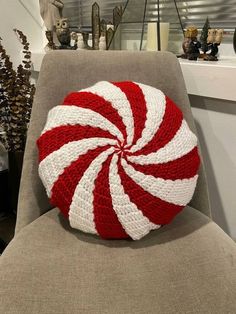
[{"left": 56, "top": 18, "right": 71, "bottom": 48}]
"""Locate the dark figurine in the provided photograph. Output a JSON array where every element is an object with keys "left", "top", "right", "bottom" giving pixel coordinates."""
[
  {"left": 45, "top": 30, "right": 56, "bottom": 50},
  {"left": 188, "top": 39, "right": 201, "bottom": 60},
  {"left": 181, "top": 26, "right": 201, "bottom": 60},
  {"left": 82, "top": 32, "right": 93, "bottom": 50}
]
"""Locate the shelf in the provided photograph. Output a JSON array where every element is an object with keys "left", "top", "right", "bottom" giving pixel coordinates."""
[
  {"left": 30, "top": 52, "right": 236, "bottom": 102},
  {"left": 179, "top": 57, "right": 236, "bottom": 102}
]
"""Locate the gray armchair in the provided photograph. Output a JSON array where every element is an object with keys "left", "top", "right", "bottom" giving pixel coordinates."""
[{"left": 1, "top": 51, "right": 236, "bottom": 314}]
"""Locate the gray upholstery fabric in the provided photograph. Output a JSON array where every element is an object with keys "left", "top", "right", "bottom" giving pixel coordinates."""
[
  {"left": 3, "top": 51, "right": 232, "bottom": 314},
  {"left": 16, "top": 50, "right": 210, "bottom": 234},
  {"left": 1, "top": 206, "right": 236, "bottom": 314}
]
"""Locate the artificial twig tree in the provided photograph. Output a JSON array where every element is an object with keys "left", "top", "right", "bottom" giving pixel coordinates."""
[
  {"left": 200, "top": 17, "right": 211, "bottom": 54},
  {"left": 0, "top": 29, "right": 35, "bottom": 152}
]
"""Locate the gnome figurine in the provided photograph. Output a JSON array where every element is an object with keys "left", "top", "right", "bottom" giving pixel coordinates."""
[
  {"left": 182, "top": 26, "right": 201, "bottom": 60},
  {"left": 204, "top": 29, "right": 224, "bottom": 61}
]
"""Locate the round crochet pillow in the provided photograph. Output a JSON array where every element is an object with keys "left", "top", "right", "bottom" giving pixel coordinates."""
[{"left": 37, "top": 81, "right": 200, "bottom": 240}]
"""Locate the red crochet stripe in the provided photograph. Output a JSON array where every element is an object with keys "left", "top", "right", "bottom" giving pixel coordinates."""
[
  {"left": 37, "top": 125, "right": 115, "bottom": 162},
  {"left": 112, "top": 81, "right": 147, "bottom": 147},
  {"left": 126, "top": 147, "right": 200, "bottom": 180},
  {"left": 63, "top": 91, "right": 127, "bottom": 144},
  {"left": 50, "top": 145, "right": 110, "bottom": 217},
  {"left": 93, "top": 155, "right": 129, "bottom": 239},
  {"left": 118, "top": 159, "right": 183, "bottom": 225},
  {"left": 130, "top": 96, "right": 183, "bottom": 156}
]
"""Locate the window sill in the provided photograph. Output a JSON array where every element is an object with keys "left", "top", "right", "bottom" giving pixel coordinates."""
[
  {"left": 179, "top": 57, "right": 236, "bottom": 101},
  {"left": 30, "top": 52, "right": 236, "bottom": 102}
]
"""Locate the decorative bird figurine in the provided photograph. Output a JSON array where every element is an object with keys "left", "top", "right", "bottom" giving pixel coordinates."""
[{"left": 56, "top": 18, "right": 71, "bottom": 49}]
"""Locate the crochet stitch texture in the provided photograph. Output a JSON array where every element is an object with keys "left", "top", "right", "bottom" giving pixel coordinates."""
[{"left": 37, "top": 81, "right": 200, "bottom": 240}]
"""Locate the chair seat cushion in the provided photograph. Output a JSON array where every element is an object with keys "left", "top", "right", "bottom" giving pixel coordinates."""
[
  {"left": 1, "top": 206, "right": 236, "bottom": 314},
  {"left": 37, "top": 81, "right": 200, "bottom": 240}
]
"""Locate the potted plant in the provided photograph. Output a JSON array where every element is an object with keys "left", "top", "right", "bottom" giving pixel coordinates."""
[{"left": 0, "top": 30, "right": 35, "bottom": 212}]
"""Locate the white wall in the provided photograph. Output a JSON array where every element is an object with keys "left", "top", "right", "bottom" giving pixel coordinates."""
[
  {"left": 0, "top": 0, "right": 43, "bottom": 69},
  {"left": 190, "top": 96, "right": 236, "bottom": 240}
]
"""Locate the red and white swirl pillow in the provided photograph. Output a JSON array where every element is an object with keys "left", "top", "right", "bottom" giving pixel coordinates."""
[{"left": 37, "top": 81, "right": 200, "bottom": 240}]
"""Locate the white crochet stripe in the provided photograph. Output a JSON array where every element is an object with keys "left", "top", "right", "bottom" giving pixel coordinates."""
[
  {"left": 121, "top": 158, "right": 198, "bottom": 206},
  {"left": 69, "top": 147, "right": 115, "bottom": 235},
  {"left": 81, "top": 81, "right": 134, "bottom": 146},
  {"left": 129, "top": 83, "right": 166, "bottom": 153},
  {"left": 41, "top": 105, "right": 123, "bottom": 142},
  {"left": 128, "top": 120, "right": 197, "bottom": 165},
  {"left": 109, "top": 154, "right": 160, "bottom": 240},
  {"left": 39, "top": 138, "right": 117, "bottom": 197}
]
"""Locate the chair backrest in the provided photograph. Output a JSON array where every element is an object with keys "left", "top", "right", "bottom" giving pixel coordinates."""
[{"left": 15, "top": 50, "right": 210, "bottom": 234}]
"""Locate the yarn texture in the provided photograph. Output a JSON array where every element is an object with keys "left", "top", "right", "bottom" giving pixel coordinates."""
[{"left": 37, "top": 81, "right": 200, "bottom": 240}]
